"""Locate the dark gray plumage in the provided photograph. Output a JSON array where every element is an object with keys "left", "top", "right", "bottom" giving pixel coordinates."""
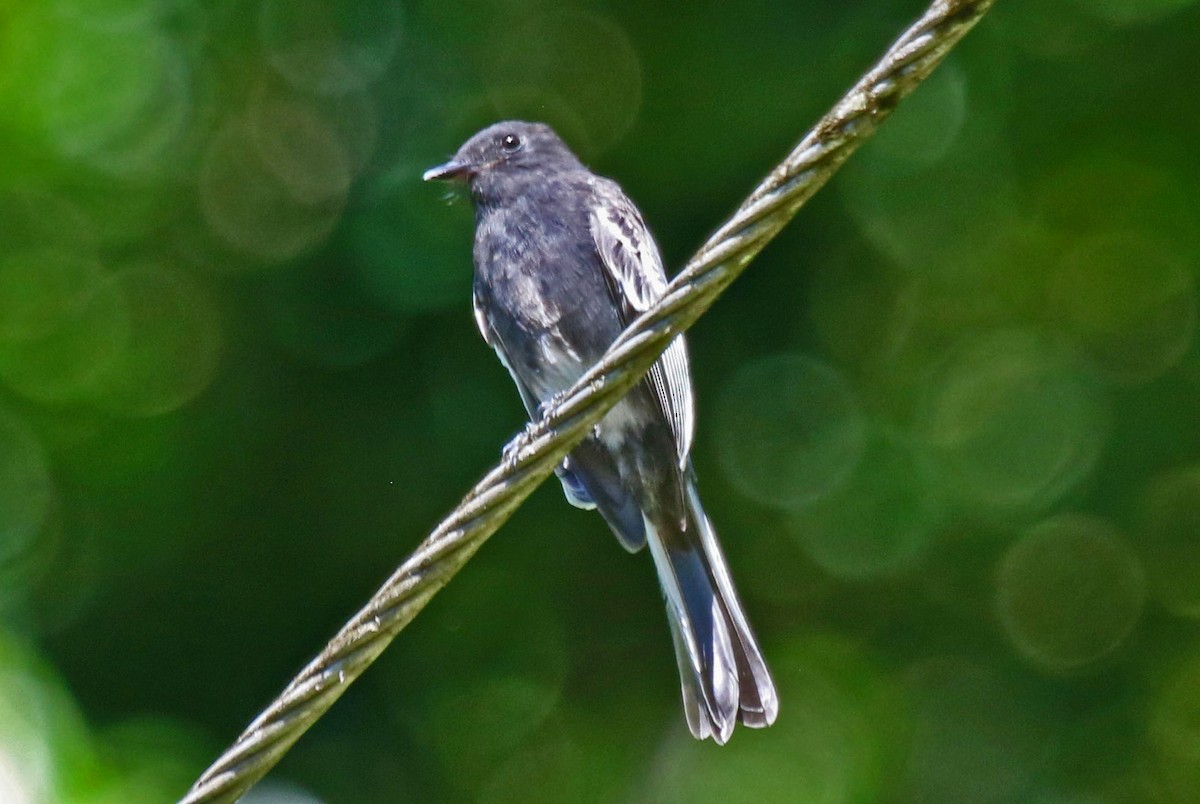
[{"left": 424, "top": 121, "right": 777, "bottom": 743}]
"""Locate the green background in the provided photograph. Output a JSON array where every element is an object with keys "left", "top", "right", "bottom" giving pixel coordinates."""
[{"left": 1, "top": 0, "right": 1199, "bottom": 801}]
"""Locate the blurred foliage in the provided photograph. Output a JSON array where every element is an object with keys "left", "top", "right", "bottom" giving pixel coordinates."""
[{"left": 1, "top": 0, "right": 1199, "bottom": 801}]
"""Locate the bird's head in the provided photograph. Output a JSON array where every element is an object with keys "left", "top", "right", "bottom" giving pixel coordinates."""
[{"left": 422, "top": 121, "right": 583, "bottom": 190}]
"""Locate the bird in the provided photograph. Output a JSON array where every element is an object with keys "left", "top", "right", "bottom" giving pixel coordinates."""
[{"left": 424, "top": 121, "right": 777, "bottom": 744}]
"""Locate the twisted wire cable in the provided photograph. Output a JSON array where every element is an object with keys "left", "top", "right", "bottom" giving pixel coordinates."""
[{"left": 181, "top": 1, "right": 996, "bottom": 800}]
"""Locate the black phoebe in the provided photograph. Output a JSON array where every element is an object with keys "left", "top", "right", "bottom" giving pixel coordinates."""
[{"left": 424, "top": 121, "right": 777, "bottom": 743}]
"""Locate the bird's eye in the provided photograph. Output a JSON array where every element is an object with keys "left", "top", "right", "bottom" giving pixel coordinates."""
[{"left": 501, "top": 134, "right": 522, "bottom": 152}]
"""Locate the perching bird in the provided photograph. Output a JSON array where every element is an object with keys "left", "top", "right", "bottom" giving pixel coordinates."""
[{"left": 424, "top": 121, "right": 777, "bottom": 743}]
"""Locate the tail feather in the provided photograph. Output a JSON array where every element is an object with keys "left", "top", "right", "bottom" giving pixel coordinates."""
[
  {"left": 688, "top": 482, "right": 778, "bottom": 729},
  {"left": 645, "top": 481, "right": 778, "bottom": 744}
]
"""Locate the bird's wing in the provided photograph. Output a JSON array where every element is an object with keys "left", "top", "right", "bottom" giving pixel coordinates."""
[
  {"left": 589, "top": 179, "right": 695, "bottom": 468},
  {"left": 476, "top": 285, "right": 605, "bottom": 512},
  {"left": 473, "top": 288, "right": 541, "bottom": 417}
]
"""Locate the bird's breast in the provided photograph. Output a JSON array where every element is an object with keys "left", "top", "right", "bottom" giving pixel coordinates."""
[{"left": 473, "top": 202, "right": 591, "bottom": 332}]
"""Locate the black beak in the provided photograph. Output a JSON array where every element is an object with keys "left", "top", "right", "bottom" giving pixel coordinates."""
[{"left": 422, "top": 159, "right": 472, "bottom": 182}]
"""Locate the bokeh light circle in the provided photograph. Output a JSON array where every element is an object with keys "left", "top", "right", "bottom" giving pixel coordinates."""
[
  {"left": 259, "top": 0, "right": 403, "bottom": 96},
  {"left": 788, "top": 435, "right": 942, "bottom": 579},
  {"left": 0, "top": 264, "right": 131, "bottom": 405},
  {"left": 0, "top": 635, "right": 93, "bottom": 804},
  {"left": 0, "top": 189, "right": 98, "bottom": 254},
  {"left": 384, "top": 567, "right": 568, "bottom": 772},
  {"left": 0, "top": 410, "right": 53, "bottom": 574},
  {"left": 430, "top": 673, "right": 563, "bottom": 774},
  {"left": 1147, "top": 651, "right": 1200, "bottom": 800},
  {"left": 865, "top": 58, "right": 968, "bottom": 172},
  {"left": 1136, "top": 467, "right": 1200, "bottom": 618},
  {"left": 806, "top": 247, "right": 923, "bottom": 374},
  {"left": 714, "top": 353, "right": 868, "bottom": 509},
  {"left": 0, "top": 675, "right": 54, "bottom": 803},
  {"left": 1049, "top": 231, "right": 1195, "bottom": 384},
  {"left": 916, "top": 329, "right": 1109, "bottom": 520},
  {"left": 0, "top": 248, "right": 106, "bottom": 343},
  {"left": 10, "top": 11, "right": 193, "bottom": 177},
  {"left": 248, "top": 94, "right": 354, "bottom": 205},
  {"left": 49, "top": 0, "right": 179, "bottom": 32},
  {"left": 838, "top": 74, "right": 1015, "bottom": 274},
  {"left": 200, "top": 116, "right": 348, "bottom": 263},
  {"left": 87, "top": 716, "right": 218, "bottom": 802},
  {"left": 480, "top": 9, "right": 642, "bottom": 156},
  {"left": 93, "top": 264, "right": 223, "bottom": 417},
  {"left": 290, "top": 85, "right": 381, "bottom": 177},
  {"left": 995, "top": 514, "right": 1145, "bottom": 673}
]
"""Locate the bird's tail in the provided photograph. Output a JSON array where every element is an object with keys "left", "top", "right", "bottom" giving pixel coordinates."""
[{"left": 645, "top": 480, "right": 778, "bottom": 744}]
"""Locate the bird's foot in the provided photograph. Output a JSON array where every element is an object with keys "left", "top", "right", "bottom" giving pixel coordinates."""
[
  {"left": 536, "top": 389, "right": 573, "bottom": 421},
  {"left": 501, "top": 390, "right": 573, "bottom": 474},
  {"left": 500, "top": 420, "right": 540, "bottom": 473},
  {"left": 500, "top": 432, "right": 525, "bottom": 472}
]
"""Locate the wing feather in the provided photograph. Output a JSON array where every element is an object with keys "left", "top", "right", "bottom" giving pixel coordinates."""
[
  {"left": 473, "top": 288, "right": 540, "bottom": 416},
  {"left": 589, "top": 179, "right": 695, "bottom": 468}
]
